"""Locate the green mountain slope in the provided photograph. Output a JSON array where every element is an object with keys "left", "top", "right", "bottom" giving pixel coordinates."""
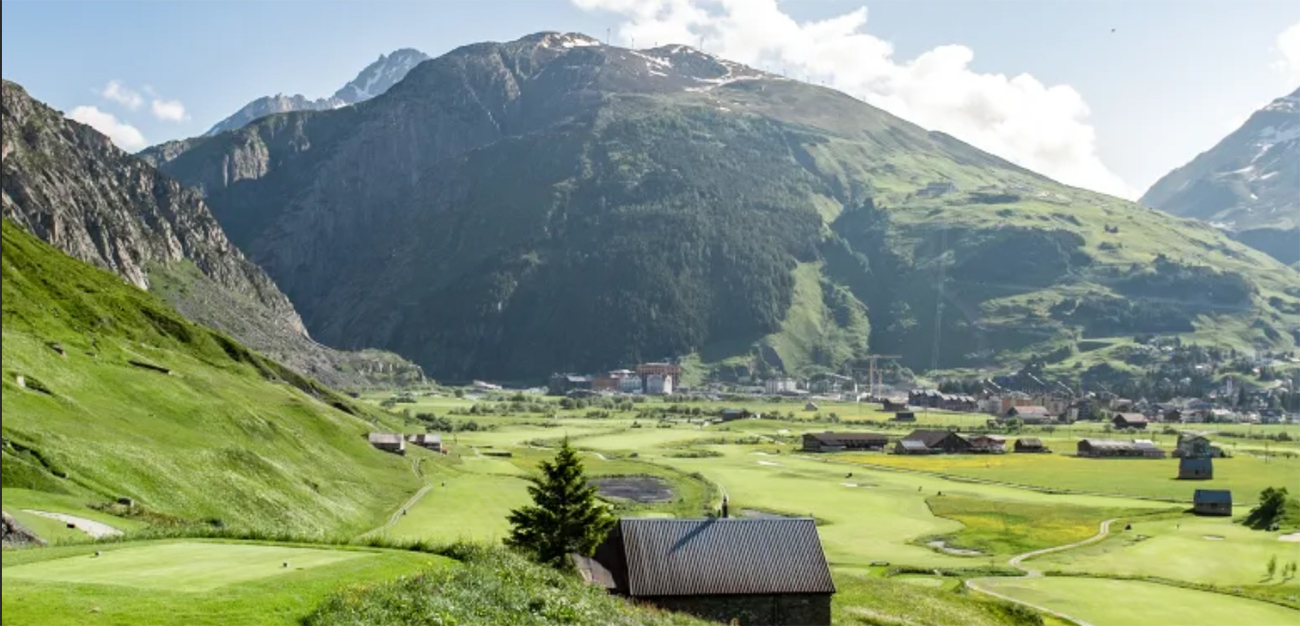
[
  {"left": 146, "top": 33, "right": 1300, "bottom": 378},
  {"left": 1, "top": 220, "right": 419, "bottom": 534}
]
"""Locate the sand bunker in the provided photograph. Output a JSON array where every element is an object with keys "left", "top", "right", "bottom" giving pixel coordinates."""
[
  {"left": 1202, "top": 535, "right": 1225, "bottom": 541},
  {"left": 927, "top": 540, "right": 984, "bottom": 556},
  {"left": 1279, "top": 533, "right": 1300, "bottom": 543},
  {"left": 757, "top": 460, "right": 781, "bottom": 466},
  {"left": 591, "top": 477, "right": 675, "bottom": 504},
  {"left": 841, "top": 483, "right": 859, "bottom": 487}
]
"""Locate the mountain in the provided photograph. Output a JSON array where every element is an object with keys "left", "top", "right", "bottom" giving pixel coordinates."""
[
  {"left": 1, "top": 220, "right": 419, "bottom": 533},
  {"left": 1141, "top": 88, "right": 1299, "bottom": 266},
  {"left": 1, "top": 79, "right": 424, "bottom": 389},
  {"left": 146, "top": 32, "right": 1300, "bottom": 380},
  {"left": 202, "top": 48, "right": 430, "bottom": 136}
]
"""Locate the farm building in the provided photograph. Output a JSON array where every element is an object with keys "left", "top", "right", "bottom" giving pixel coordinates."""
[
  {"left": 968, "top": 435, "right": 1006, "bottom": 454},
  {"left": 896, "top": 430, "right": 972, "bottom": 454},
  {"left": 881, "top": 398, "right": 909, "bottom": 412},
  {"left": 1193, "top": 490, "right": 1232, "bottom": 516},
  {"left": 367, "top": 433, "right": 406, "bottom": 455},
  {"left": 891, "top": 411, "right": 916, "bottom": 423},
  {"left": 894, "top": 439, "right": 937, "bottom": 455},
  {"left": 802, "top": 432, "right": 890, "bottom": 453},
  {"left": 1112, "top": 413, "right": 1150, "bottom": 430},
  {"left": 549, "top": 374, "right": 593, "bottom": 395},
  {"left": 407, "top": 433, "right": 442, "bottom": 452},
  {"left": 574, "top": 518, "right": 835, "bottom": 626},
  {"left": 1076, "top": 439, "right": 1166, "bottom": 458},
  {"left": 1004, "top": 405, "right": 1054, "bottom": 424},
  {"left": 805, "top": 402, "right": 819, "bottom": 412},
  {"left": 1172, "top": 433, "right": 1223, "bottom": 458},
  {"left": 1013, "top": 438, "right": 1050, "bottom": 453},
  {"left": 719, "top": 409, "right": 754, "bottom": 423},
  {"left": 1178, "top": 457, "right": 1213, "bottom": 480}
]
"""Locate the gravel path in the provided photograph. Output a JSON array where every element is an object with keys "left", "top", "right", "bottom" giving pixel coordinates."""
[{"left": 22, "top": 510, "right": 122, "bottom": 538}]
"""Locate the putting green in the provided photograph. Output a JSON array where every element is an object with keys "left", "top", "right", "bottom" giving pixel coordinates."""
[
  {"left": 980, "top": 577, "right": 1300, "bottom": 626},
  {"left": 3, "top": 542, "right": 371, "bottom": 592}
]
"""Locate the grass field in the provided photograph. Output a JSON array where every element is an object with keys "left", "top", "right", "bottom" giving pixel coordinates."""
[
  {"left": 980, "top": 577, "right": 1300, "bottom": 626},
  {"left": 840, "top": 448, "right": 1300, "bottom": 502},
  {"left": 1, "top": 540, "right": 450, "bottom": 626},
  {"left": 924, "top": 494, "right": 1170, "bottom": 556},
  {"left": 1036, "top": 515, "right": 1300, "bottom": 591}
]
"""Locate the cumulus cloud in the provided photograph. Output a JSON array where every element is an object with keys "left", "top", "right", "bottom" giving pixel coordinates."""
[
  {"left": 572, "top": 0, "right": 1136, "bottom": 198},
  {"left": 150, "top": 98, "right": 188, "bottom": 122},
  {"left": 67, "top": 105, "right": 147, "bottom": 151},
  {"left": 1274, "top": 21, "right": 1300, "bottom": 81},
  {"left": 101, "top": 80, "right": 143, "bottom": 110}
]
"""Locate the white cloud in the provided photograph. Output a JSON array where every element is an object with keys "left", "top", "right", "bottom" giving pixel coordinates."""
[
  {"left": 572, "top": 0, "right": 1136, "bottom": 198},
  {"left": 1273, "top": 21, "right": 1300, "bottom": 81},
  {"left": 150, "top": 98, "right": 188, "bottom": 122},
  {"left": 101, "top": 80, "right": 143, "bottom": 110},
  {"left": 67, "top": 105, "right": 147, "bottom": 151}
]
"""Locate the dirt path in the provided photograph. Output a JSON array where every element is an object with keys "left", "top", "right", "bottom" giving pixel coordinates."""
[
  {"left": 22, "top": 510, "right": 122, "bottom": 538},
  {"left": 964, "top": 518, "right": 1119, "bottom": 626}
]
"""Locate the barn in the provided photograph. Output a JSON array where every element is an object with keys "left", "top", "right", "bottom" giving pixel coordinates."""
[
  {"left": 1112, "top": 413, "right": 1150, "bottom": 430},
  {"left": 408, "top": 433, "right": 442, "bottom": 452},
  {"left": 896, "top": 430, "right": 972, "bottom": 454},
  {"left": 367, "top": 432, "right": 406, "bottom": 455},
  {"left": 1013, "top": 438, "right": 1050, "bottom": 453},
  {"left": 802, "top": 432, "right": 890, "bottom": 453},
  {"left": 1178, "top": 457, "right": 1213, "bottom": 480},
  {"left": 1193, "top": 490, "right": 1232, "bottom": 516},
  {"left": 574, "top": 518, "right": 836, "bottom": 625}
]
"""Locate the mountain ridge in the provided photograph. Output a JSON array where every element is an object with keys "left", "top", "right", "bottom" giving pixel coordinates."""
[{"left": 145, "top": 32, "right": 1300, "bottom": 379}]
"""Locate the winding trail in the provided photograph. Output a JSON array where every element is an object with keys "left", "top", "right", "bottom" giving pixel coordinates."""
[
  {"left": 358, "top": 457, "right": 434, "bottom": 538},
  {"left": 21, "top": 510, "right": 122, "bottom": 538},
  {"left": 964, "top": 518, "right": 1120, "bottom": 626}
]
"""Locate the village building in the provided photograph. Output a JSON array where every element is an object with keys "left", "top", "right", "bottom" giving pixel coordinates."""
[
  {"left": 968, "top": 435, "right": 1006, "bottom": 454},
  {"left": 894, "top": 439, "right": 936, "bottom": 455},
  {"left": 802, "top": 432, "right": 890, "bottom": 453},
  {"left": 645, "top": 373, "right": 674, "bottom": 395},
  {"left": 407, "top": 433, "right": 442, "bottom": 452},
  {"left": 1076, "top": 439, "right": 1166, "bottom": 459},
  {"left": 549, "top": 374, "right": 593, "bottom": 396},
  {"left": 1013, "top": 437, "right": 1050, "bottom": 453},
  {"left": 881, "top": 397, "right": 909, "bottom": 412},
  {"left": 1193, "top": 490, "right": 1233, "bottom": 516},
  {"left": 1178, "top": 457, "right": 1213, "bottom": 480},
  {"left": 1112, "top": 413, "right": 1150, "bottom": 430},
  {"left": 805, "top": 401, "right": 820, "bottom": 412},
  {"left": 1172, "top": 433, "right": 1223, "bottom": 458},
  {"left": 367, "top": 432, "right": 406, "bottom": 455},
  {"left": 765, "top": 377, "right": 799, "bottom": 395},
  {"left": 891, "top": 411, "right": 917, "bottom": 423},
  {"left": 895, "top": 429, "right": 972, "bottom": 455},
  {"left": 1003, "top": 405, "right": 1054, "bottom": 424},
  {"left": 574, "top": 518, "right": 835, "bottom": 626}
]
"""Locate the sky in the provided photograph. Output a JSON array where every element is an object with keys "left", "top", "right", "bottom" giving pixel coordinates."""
[{"left": 2, "top": 0, "right": 1298, "bottom": 199}]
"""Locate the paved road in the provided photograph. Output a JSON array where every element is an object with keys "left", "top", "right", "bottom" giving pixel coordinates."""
[
  {"left": 965, "top": 518, "right": 1120, "bottom": 626},
  {"left": 22, "top": 510, "right": 122, "bottom": 538}
]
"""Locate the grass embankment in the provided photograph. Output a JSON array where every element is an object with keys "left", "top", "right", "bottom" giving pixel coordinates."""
[
  {"left": 833, "top": 572, "right": 1045, "bottom": 626},
  {"left": 1, "top": 220, "right": 419, "bottom": 535},
  {"left": 923, "top": 494, "right": 1173, "bottom": 556}
]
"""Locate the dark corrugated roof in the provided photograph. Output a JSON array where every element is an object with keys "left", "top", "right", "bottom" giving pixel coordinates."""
[
  {"left": 1180, "top": 457, "right": 1213, "bottom": 472},
  {"left": 806, "top": 432, "right": 889, "bottom": 443},
  {"left": 617, "top": 518, "right": 834, "bottom": 597},
  {"left": 904, "top": 429, "right": 961, "bottom": 447},
  {"left": 1016, "top": 438, "right": 1044, "bottom": 447},
  {"left": 1194, "top": 489, "right": 1232, "bottom": 504}
]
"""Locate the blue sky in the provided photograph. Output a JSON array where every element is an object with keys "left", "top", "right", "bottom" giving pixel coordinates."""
[{"left": 3, "top": 0, "right": 1298, "bottom": 197}]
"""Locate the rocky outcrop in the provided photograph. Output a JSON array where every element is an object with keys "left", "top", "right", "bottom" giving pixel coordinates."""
[
  {"left": 1, "top": 511, "right": 46, "bottom": 548},
  {"left": 1, "top": 79, "right": 424, "bottom": 389}
]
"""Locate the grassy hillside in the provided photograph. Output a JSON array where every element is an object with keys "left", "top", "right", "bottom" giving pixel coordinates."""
[{"left": 1, "top": 220, "right": 419, "bottom": 535}]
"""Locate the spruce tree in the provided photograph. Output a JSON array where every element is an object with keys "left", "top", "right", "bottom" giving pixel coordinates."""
[{"left": 505, "top": 438, "right": 615, "bottom": 568}]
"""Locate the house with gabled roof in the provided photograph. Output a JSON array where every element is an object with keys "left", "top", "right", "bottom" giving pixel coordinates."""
[{"left": 574, "top": 517, "right": 835, "bottom": 625}]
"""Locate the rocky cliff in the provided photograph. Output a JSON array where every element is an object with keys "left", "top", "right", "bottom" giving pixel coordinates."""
[{"left": 1, "top": 79, "right": 424, "bottom": 389}]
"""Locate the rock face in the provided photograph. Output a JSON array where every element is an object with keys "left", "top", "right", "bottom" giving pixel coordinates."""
[
  {"left": 201, "top": 48, "right": 430, "bottom": 137},
  {"left": 148, "top": 32, "right": 1300, "bottom": 379},
  {"left": 1142, "top": 88, "right": 1300, "bottom": 265},
  {"left": 1, "top": 79, "right": 424, "bottom": 389},
  {"left": 1, "top": 511, "right": 46, "bottom": 548}
]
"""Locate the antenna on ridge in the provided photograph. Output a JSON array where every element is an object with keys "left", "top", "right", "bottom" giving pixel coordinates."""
[{"left": 606, "top": 27, "right": 611, "bottom": 45}]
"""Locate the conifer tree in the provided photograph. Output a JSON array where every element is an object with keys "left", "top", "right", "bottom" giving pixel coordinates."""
[{"left": 506, "top": 438, "right": 615, "bottom": 568}]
